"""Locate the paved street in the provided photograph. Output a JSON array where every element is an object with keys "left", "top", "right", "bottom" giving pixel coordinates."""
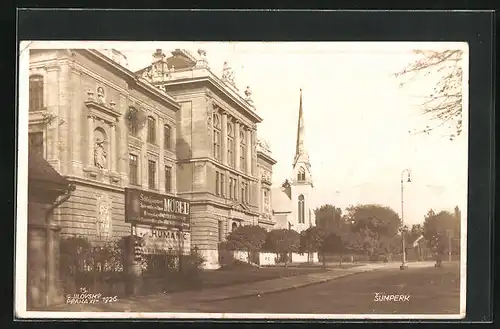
[
  {"left": 188, "top": 263, "right": 460, "bottom": 315},
  {"left": 45, "top": 261, "right": 460, "bottom": 315}
]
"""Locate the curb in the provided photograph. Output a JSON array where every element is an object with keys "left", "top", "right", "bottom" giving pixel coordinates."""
[{"left": 197, "top": 268, "right": 378, "bottom": 303}]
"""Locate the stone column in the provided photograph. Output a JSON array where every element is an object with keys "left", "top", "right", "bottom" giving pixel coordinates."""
[
  {"left": 69, "top": 66, "right": 83, "bottom": 176},
  {"left": 246, "top": 129, "right": 252, "bottom": 175},
  {"left": 110, "top": 121, "right": 117, "bottom": 172},
  {"left": 141, "top": 125, "right": 147, "bottom": 188},
  {"left": 118, "top": 95, "right": 128, "bottom": 182},
  {"left": 87, "top": 116, "right": 94, "bottom": 166},
  {"left": 221, "top": 112, "right": 228, "bottom": 165},
  {"left": 58, "top": 64, "right": 71, "bottom": 176},
  {"left": 159, "top": 117, "right": 165, "bottom": 192},
  {"left": 171, "top": 120, "right": 177, "bottom": 154},
  {"left": 258, "top": 175, "right": 262, "bottom": 211},
  {"left": 45, "top": 66, "right": 60, "bottom": 172},
  {"left": 234, "top": 121, "right": 240, "bottom": 171},
  {"left": 251, "top": 129, "right": 257, "bottom": 176}
]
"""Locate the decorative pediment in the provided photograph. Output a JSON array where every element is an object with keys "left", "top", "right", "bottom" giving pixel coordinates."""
[
  {"left": 228, "top": 202, "right": 252, "bottom": 219},
  {"left": 85, "top": 88, "right": 120, "bottom": 124},
  {"left": 85, "top": 100, "right": 120, "bottom": 124}
]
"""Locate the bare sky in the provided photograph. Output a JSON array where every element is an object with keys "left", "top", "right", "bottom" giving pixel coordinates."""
[{"left": 29, "top": 41, "right": 469, "bottom": 225}]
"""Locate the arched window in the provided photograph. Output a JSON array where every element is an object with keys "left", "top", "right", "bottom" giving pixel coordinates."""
[
  {"left": 297, "top": 167, "right": 306, "bottom": 181},
  {"left": 240, "top": 130, "right": 246, "bottom": 171},
  {"left": 298, "top": 194, "right": 305, "bottom": 224},
  {"left": 232, "top": 222, "right": 238, "bottom": 232},
  {"left": 213, "top": 113, "right": 221, "bottom": 161},
  {"left": 29, "top": 75, "right": 44, "bottom": 112},
  {"left": 227, "top": 121, "right": 234, "bottom": 167}
]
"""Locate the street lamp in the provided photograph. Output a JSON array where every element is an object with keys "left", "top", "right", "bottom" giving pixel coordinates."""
[{"left": 400, "top": 169, "right": 412, "bottom": 270}]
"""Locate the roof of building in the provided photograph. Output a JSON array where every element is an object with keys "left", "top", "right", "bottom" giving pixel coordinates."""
[
  {"left": 28, "top": 151, "right": 69, "bottom": 188},
  {"left": 271, "top": 187, "right": 292, "bottom": 213}
]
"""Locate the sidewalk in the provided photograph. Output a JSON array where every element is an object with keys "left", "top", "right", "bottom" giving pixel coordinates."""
[{"left": 45, "top": 261, "right": 435, "bottom": 312}]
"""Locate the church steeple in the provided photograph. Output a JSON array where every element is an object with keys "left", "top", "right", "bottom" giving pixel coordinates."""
[{"left": 293, "top": 89, "right": 310, "bottom": 168}]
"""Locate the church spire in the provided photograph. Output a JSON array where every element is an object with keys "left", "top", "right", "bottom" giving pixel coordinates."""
[{"left": 293, "top": 89, "right": 309, "bottom": 167}]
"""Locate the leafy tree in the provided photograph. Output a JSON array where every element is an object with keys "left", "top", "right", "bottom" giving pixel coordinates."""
[
  {"left": 344, "top": 204, "right": 401, "bottom": 257},
  {"left": 225, "top": 225, "right": 268, "bottom": 264},
  {"left": 321, "top": 232, "right": 344, "bottom": 268},
  {"left": 423, "top": 209, "right": 460, "bottom": 265},
  {"left": 265, "top": 229, "right": 301, "bottom": 267},
  {"left": 347, "top": 227, "right": 379, "bottom": 258},
  {"left": 314, "top": 204, "right": 343, "bottom": 234},
  {"left": 394, "top": 49, "right": 464, "bottom": 140},
  {"left": 299, "top": 226, "right": 328, "bottom": 263}
]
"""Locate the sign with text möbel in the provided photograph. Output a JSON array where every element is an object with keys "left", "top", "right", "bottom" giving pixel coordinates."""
[{"left": 125, "top": 188, "right": 190, "bottom": 230}]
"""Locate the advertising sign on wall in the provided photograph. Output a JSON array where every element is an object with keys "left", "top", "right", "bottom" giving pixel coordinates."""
[
  {"left": 125, "top": 188, "right": 190, "bottom": 230},
  {"left": 135, "top": 225, "right": 191, "bottom": 255}
]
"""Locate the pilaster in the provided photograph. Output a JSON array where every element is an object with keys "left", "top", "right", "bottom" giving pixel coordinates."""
[
  {"left": 221, "top": 111, "right": 228, "bottom": 165},
  {"left": 69, "top": 65, "right": 83, "bottom": 176},
  {"left": 234, "top": 120, "right": 241, "bottom": 171}
]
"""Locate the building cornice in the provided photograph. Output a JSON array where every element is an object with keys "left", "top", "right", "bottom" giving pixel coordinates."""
[
  {"left": 155, "top": 71, "right": 262, "bottom": 123},
  {"left": 79, "top": 49, "right": 181, "bottom": 111},
  {"left": 257, "top": 150, "right": 277, "bottom": 165}
]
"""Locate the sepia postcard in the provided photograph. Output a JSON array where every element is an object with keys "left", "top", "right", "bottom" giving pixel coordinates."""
[{"left": 15, "top": 40, "right": 468, "bottom": 320}]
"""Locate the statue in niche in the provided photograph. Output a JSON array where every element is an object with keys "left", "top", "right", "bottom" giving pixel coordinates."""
[
  {"left": 96, "top": 86, "right": 105, "bottom": 104},
  {"left": 94, "top": 130, "right": 107, "bottom": 169}
]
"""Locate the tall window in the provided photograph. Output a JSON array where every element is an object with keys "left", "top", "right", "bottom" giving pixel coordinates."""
[
  {"left": 229, "top": 178, "right": 233, "bottom": 199},
  {"left": 148, "top": 160, "right": 156, "bottom": 189},
  {"left": 28, "top": 132, "right": 44, "bottom": 157},
  {"left": 128, "top": 107, "right": 139, "bottom": 137},
  {"left": 297, "top": 167, "right": 306, "bottom": 181},
  {"left": 227, "top": 122, "right": 234, "bottom": 167},
  {"left": 234, "top": 179, "right": 238, "bottom": 200},
  {"left": 213, "top": 113, "right": 221, "bottom": 161},
  {"left": 129, "top": 154, "right": 139, "bottom": 185},
  {"left": 245, "top": 183, "right": 249, "bottom": 204},
  {"left": 29, "top": 75, "right": 44, "bottom": 112},
  {"left": 147, "top": 116, "right": 156, "bottom": 144},
  {"left": 298, "top": 194, "right": 305, "bottom": 224},
  {"left": 215, "top": 172, "right": 220, "bottom": 196},
  {"left": 165, "top": 165, "right": 172, "bottom": 192},
  {"left": 241, "top": 183, "right": 245, "bottom": 204},
  {"left": 220, "top": 173, "right": 225, "bottom": 197},
  {"left": 240, "top": 130, "right": 246, "bottom": 172},
  {"left": 164, "top": 124, "right": 171, "bottom": 150}
]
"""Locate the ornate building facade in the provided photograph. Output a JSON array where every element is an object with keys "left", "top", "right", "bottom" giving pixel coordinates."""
[
  {"left": 28, "top": 49, "right": 181, "bottom": 244},
  {"left": 136, "top": 49, "right": 276, "bottom": 268},
  {"left": 27, "top": 47, "right": 276, "bottom": 269}
]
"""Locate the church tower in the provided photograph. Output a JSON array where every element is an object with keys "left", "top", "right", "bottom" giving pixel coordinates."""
[{"left": 289, "top": 89, "right": 315, "bottom": 232}]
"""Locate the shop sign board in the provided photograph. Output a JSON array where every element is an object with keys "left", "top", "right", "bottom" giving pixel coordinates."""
[{"left": 125, "top": 188, "right": 190, "bottom": 230}]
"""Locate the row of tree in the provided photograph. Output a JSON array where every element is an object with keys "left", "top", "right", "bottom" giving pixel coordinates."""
[{"left": 223, "top": 203, "right": 461, "bottom": 267}]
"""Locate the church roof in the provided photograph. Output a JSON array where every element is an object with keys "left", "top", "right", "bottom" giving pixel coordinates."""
[{"left": 271, "top": 187, "right": 292, "bottom": 213}]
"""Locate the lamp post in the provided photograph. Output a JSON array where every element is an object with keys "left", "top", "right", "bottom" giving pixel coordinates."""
[{"left": 400, "top": 169, "right": 412, "bottom": 270}]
